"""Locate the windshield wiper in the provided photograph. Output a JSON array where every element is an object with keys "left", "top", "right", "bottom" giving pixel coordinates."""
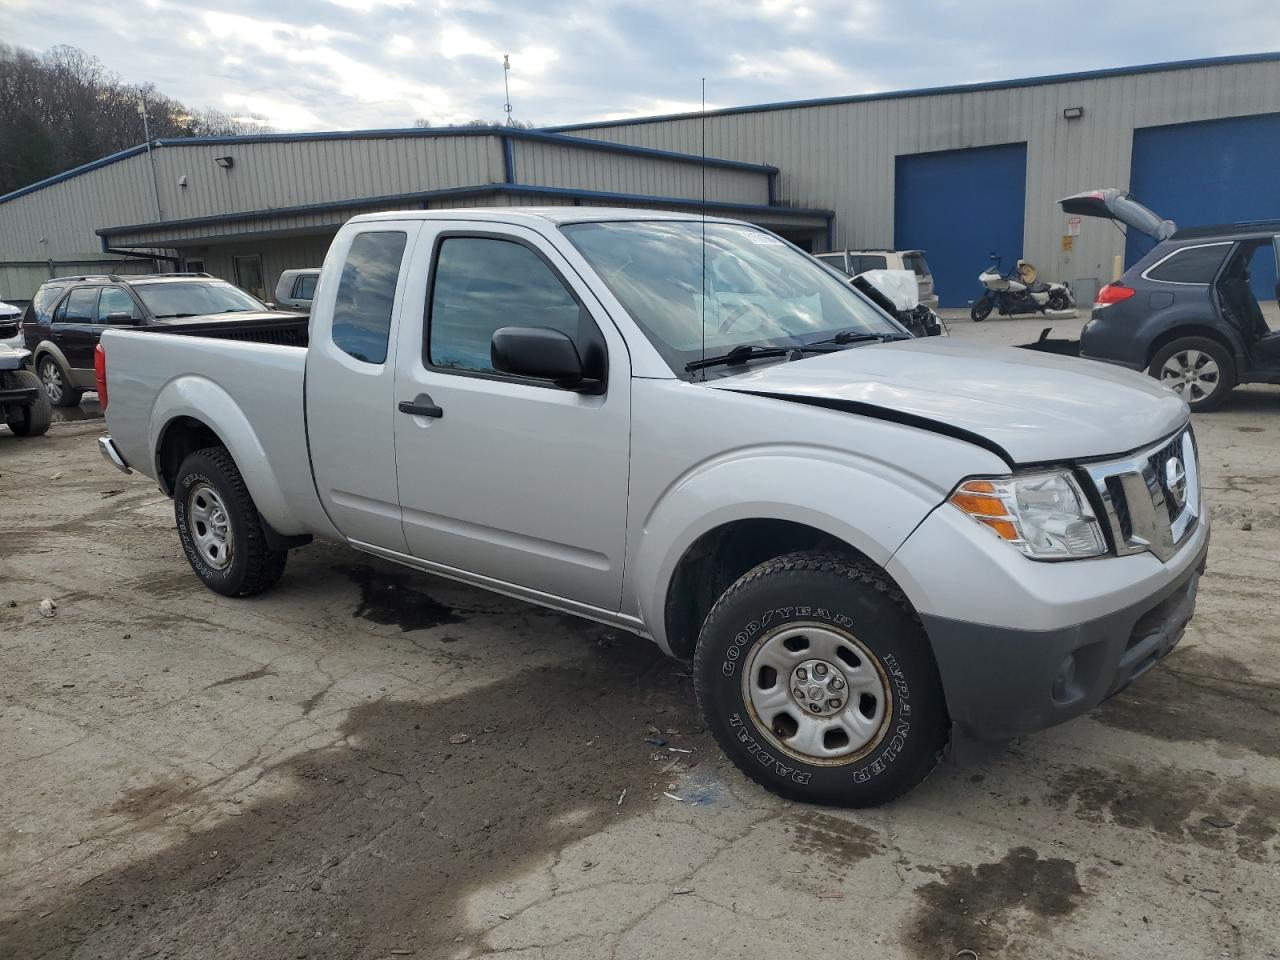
[
  {"left": 807, "top": 330, "right": 907, "bottom": 346},
  {"left": 684, "top": 343, "right": 840, "bottom": 373},
  {"left": 155, "top": 313, "right": 199, "bottom": 319}
]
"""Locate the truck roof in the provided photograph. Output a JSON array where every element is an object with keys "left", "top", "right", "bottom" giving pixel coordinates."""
[{"left": 347, "top": 206, "right": 750, "bottom": 227}]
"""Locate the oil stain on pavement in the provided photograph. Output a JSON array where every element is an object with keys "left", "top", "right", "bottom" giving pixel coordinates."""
[
  {"left": 905, "top": 846, "right": 1085, "bottom": 959},
  {"left": 338, "top": 564, "right": 465, "bottom": 632},
  {"left": 1, "top": 639, "right": 702, "bottom": 960}
]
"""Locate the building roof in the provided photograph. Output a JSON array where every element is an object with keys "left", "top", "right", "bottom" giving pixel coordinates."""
[{"left": 548, "top": 51, "right": 1280, "bottom": 131}]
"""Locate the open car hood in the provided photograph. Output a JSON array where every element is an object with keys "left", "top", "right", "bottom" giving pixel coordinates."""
[
  {"left": 709, "top": 338, "right": 1188, "bottom": 466},
  {"left": 1059, "top": 189, "right": 1176, "bottom": 240}
]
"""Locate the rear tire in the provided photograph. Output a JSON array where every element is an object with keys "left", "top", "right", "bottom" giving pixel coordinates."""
[
  {"left": 970, "top": 298, "right": 993, "bottom": 322},
  {"left": 4, "top": 370, "right": 52, "bottom": 437},
  {"left": 693, "top": 552, "right": 949, "bottom": 807},
  {"left": 38, "top": 355, "right": 83, "bottom": 407},
  {"left": 1148, "top": 337, "right": 1235, "bottom": 412},
  {"left": 174, "top": 446, "right": 288, "bottom": 597}
]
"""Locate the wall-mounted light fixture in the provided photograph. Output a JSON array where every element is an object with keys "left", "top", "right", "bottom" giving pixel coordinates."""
[
  {"left": 1063, "top": 106, "right": 1084, "bottom": 120},
  {"left": 214, "top": 156, "right": 235, "bottom": 169}
]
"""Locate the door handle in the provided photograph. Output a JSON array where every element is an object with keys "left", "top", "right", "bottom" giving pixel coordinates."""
[{"left": 398, "top": 396, "right": 443, "bottom": 418}]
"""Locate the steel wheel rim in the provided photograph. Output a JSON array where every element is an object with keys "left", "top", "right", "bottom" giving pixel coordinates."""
[
  {"left": 187, "top": 482, "right": 234, "bottom": 570},
  {"left": 741, "top": 622, "right": 891, "bottom": 765},
  {"left": 40, "top": 360, "right": 63, "bottom": 404},
  {"left": 1160, "top": 350, "right": 1219, "bottom": 403}
]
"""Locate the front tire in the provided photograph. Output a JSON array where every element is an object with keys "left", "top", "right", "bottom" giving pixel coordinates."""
[
  {"left": 174, "top": 446, "right": 288, "bottom": 597},
  {"left": 693, "top": 553, "right": 949, "bottom": 807},
  {"left": 1148, "top": 337, "right": 1235, "bottom": 412},
  {"left": 970, "top": 298, "right": 993, "bottom": 321},
  {"left": 4, "top": 370, "right": 52, "bottom": 437},
  {"left": 38, "top": 355, "right": 83, "bottom": 407},
  {"left": 1047, "top": 290, "right": 1070, "bottom": 312}
]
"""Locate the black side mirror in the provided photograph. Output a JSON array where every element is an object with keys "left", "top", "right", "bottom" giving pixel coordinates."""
[
  {"left": 105, "top": 312, "right": 138, "bottom": 325},
  {"left": 491, "top": 326, "right": 587, "bottom": 389}
]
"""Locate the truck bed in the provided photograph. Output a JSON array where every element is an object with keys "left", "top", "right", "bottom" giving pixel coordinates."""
[{"left": 100, "top": 324, "right": 333, "bottom": 539}]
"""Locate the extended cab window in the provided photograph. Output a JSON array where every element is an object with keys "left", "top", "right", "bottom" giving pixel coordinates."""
[
  {"left": 1146, "top": 244, "right": 1230, "bottom": 284},
  {"left": 331, "top": 231, "right": 408, "bottom": 364},
  {"left": 428, "top": 236, "right": 584, "bottom": 375},
  {"left": 60, "top": 287, "right": 99, "bottom": 323}
]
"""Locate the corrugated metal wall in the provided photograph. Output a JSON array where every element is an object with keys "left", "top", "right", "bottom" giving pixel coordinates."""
[{"left": 560, "top": 59, "right": 1280, "bottom": 298}]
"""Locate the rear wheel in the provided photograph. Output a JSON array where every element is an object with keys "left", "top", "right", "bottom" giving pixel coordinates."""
[
  {"left": 693, "top": 553, "right": 949, "bottom": 807},
  {"left": 174, "top": 446, "right": 288, "bottom": 596},
  {"left": 38, "top": 355, "right": 83, "bottom": 407},
  {"left": 970, "top": 297, "right": 993, "bottom": 322},
  {"left": 1149, "top": 337, "right": 1235, "bottom": 412},
  {"left": 4, "top": 370, "right": 52, "bottom": 437}
]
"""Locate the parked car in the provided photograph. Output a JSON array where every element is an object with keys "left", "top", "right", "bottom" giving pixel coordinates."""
[
  {"left": 275, "top": 268, "right": 321, "bottom": 313},
  {"left": 0, "top": 343, "right": 51, "bottom": 437},
  {"left": 815, "top": 249, "right": 939, "bottom": 310},
  {"left": 1, "top": 300, "right": 23, "bottom": 351},
  {"left": 1061, "top": 189, "right": 1280, "bottom": 411},
  {"left": 97, "top": 208, "right": 1206, "bottom": 807},
  {"left": 22, "top": 273, "right": 305, "bottom": 407}
]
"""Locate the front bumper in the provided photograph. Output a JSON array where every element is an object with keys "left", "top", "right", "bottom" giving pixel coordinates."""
[{"left": 919, "top": 536, "right": 1205, "bottom": 742}]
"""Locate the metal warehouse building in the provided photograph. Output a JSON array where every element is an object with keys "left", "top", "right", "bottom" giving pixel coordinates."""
[{"left": 2, "top": 52, "right": 1279, "bottom": 308}]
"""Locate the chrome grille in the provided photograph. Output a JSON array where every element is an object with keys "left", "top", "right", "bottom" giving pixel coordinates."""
[{"left": 1084, "top": 427, "right": 1200, "bottom": 563}]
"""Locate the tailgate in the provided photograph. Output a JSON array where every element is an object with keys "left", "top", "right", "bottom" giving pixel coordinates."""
[{"left": 1059, "top": 189, "right": 1176, "bottom": 240}]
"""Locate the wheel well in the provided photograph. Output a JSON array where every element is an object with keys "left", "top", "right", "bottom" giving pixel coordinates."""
[
  {"left": 1145, "top": 325, "right": 1238, "bottom": 371},
  {"left": 157, "top": 417, "right": 225, "bottom": 495},
  {"left": 663, "top": 519, "right": 879, "bottom": 661}
]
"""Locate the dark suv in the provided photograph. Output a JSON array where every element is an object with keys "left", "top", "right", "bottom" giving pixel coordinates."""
[
  {"left": 22, "top": 273, "right": 283, "bottom": 406},
  {"left": 1061, "top": 190, "right": 1280, "bottom": 412}
]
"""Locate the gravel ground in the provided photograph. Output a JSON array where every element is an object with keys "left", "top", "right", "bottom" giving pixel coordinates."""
[{"left": 1, "top": 323, "right": 1278, "bottom": 960}]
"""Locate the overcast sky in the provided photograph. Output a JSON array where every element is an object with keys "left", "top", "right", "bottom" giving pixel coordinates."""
[{"left": 3, "top": 0, "right": 1279, "bottom": 132}]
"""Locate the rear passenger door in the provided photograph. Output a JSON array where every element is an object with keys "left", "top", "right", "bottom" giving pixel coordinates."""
[
  {"left": 390, "top": 223, "right": 632, "bottom": 611},
  {"left": 305, "top": 221, "right": 422, "bottom": 551},
  {"left": 56, "top": 286, "right": 102, "bottom": 374}
]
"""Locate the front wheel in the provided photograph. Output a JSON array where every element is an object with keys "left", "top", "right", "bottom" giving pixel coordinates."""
[
  {"left": 970, "top": 297, "right": 993, "bottom": 321},
  {"left": 1148, "top": 337, "right": 1235, "bottom": 412},
  {"left": 38, "top": 355, "right": 83, "bottom": 407},
  {"left": 1047, "top": 290, "right": 1071, "bottom": 312},
  {"left": 693, "top": 553, "right": 949, "bottom": 807},
  {"left": 4, "top": 370, "right": 52, "bottom": 437},
  {"left": 174, "top": 446, "right": 288, "bottom": 596}
]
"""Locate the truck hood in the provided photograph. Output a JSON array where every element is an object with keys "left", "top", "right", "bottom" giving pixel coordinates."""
[
  {"left": 709, "top": 338, "right": 1188, "bottom": 465},
  {"left": 0, "top": 343, "right": 31, "bottom": 369}
]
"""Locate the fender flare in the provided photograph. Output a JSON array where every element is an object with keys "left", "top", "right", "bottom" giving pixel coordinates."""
[
  {"left": 631, "top": 446, "right": 954, "bottom": 654},
  {"left": 31, "top": 339, "right": 73, "bottom": 374},
  {"left": 150, "top": 375, "right": 306, "bottom": 535}
]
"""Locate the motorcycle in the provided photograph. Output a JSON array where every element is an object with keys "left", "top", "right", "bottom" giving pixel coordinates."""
[{"left": 971, "top": 255, "right": 1074, "bottom": 321}]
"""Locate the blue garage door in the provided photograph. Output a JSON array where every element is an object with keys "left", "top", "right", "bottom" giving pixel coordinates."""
[
  {"left": 1128, "top": 113, "right": 1280, "bottom": 297},
  {"left": 895, "top": 143, "right": 1027, "bottom": 308}
]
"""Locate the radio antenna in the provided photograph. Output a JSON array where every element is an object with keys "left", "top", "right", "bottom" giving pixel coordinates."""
[
  {"left": 700, "top": 77, "right": 707, "bottom": 380},
  {"left": 503, "top": 54, "right": 514, "bottom": 125}
]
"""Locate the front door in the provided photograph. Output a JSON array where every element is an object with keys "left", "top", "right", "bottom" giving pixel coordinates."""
[
  {"left": 391, "top": 224, "right": 631, "bottom": 611},
  {"left": 233, "top": 255, "right": 266, "bottom": 301}
]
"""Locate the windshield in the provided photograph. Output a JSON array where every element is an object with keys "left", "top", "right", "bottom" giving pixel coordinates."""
[
  {"left": 561, "top": 221, "right": 903, "bottom": 378},
  {"left": 132, "top": 281, "right": 265, "bottom": 319}
]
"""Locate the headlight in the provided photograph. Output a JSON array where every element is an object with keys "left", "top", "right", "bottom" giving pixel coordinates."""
[{"left": 948, "top": 470, "right": 1107, "bottom": 560}]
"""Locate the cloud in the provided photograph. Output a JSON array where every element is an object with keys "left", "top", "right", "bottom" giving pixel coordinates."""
[{"left": 2, "top": 0, "right": 1278, "bottom": 133}]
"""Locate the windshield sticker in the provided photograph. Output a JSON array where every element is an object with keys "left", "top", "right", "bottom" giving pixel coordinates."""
[{"left": 735, "top": 229, "right": 784, "bottom": 246}]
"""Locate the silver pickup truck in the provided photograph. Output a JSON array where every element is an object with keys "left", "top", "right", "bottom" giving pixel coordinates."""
[{"left": 97, "top": 208, "right": 1208, "bottom": 806}]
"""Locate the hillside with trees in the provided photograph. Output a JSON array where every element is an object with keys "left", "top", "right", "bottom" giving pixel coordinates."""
[{"left": 0, "top": 44, "right": 270, "bottom": 196}]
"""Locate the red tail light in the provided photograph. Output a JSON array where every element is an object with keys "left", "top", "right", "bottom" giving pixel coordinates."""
[
  {"left": 1094, "top": 283, "right": 1136, "bottom": 308},
  {"left": 94, "top": 343, "right": 108, "bottom": 411}
]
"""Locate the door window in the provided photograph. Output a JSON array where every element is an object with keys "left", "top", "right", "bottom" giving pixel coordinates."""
[
  {"left": 855, "top": 255, "right": 888, "bottom": 272},
  {"left": 233, "top": 255, "right": 267, "bottom": 300},
  {"left": 901, "top": 252, "right": 931, "bottom": 277},
  {"left": 330, "top": 231, "right": 408, "bottom": 365},
  {"left": 60, "top": 288, "right": 99, "bottom": 323},
  {"left": 427, "top": 236, "right": 586, "bottom": 377},
  {"left": 293, "top": 274, "right": 317, "bottom": 300},
  {"left": 97, "top": 287, "right": 140, "bottom": 322},
  {"left": 1145, "top": 243, "right": 1230, "bottom": 284}
]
